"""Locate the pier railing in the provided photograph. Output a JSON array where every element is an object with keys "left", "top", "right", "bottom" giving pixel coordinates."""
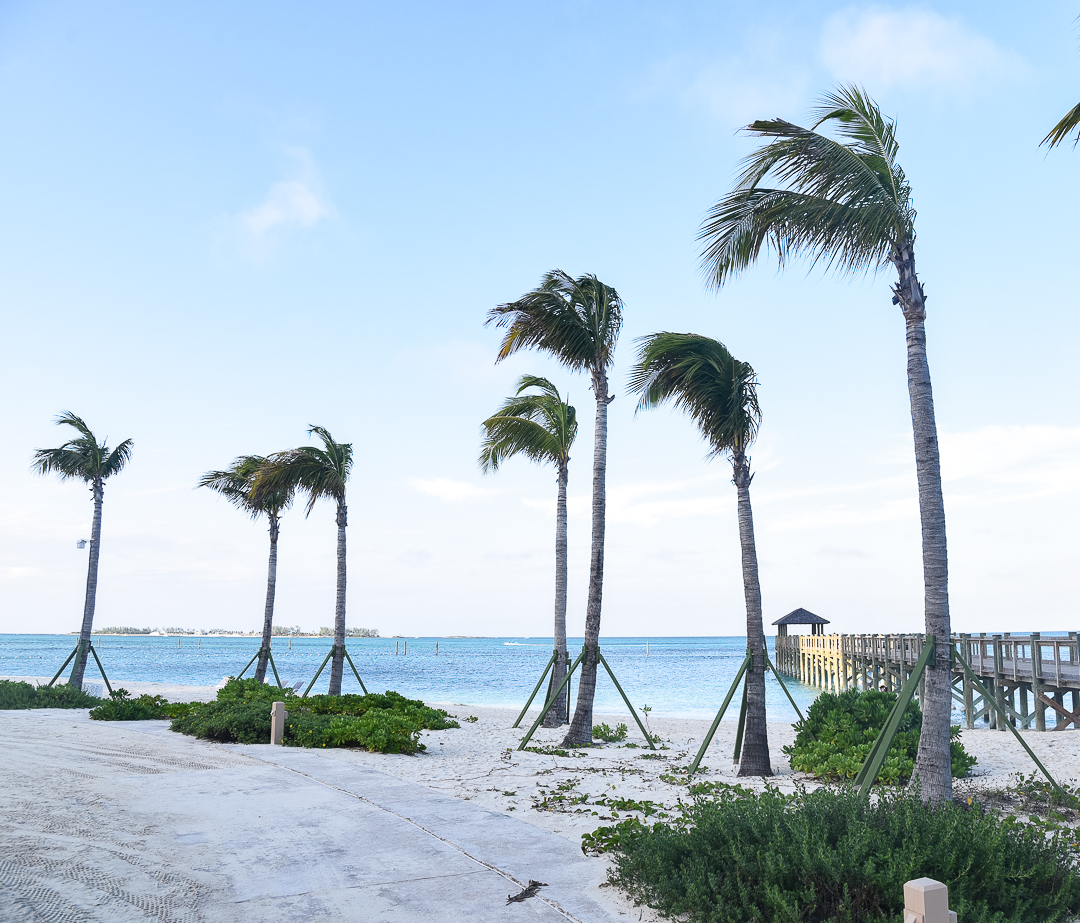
[{"left": 774, "top": 631, "right": 1080, "bottom": 731}]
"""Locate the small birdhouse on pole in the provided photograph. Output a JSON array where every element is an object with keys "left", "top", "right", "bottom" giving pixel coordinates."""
[{"left": 772, "top": 607, "right": 829, "bottom": 638}]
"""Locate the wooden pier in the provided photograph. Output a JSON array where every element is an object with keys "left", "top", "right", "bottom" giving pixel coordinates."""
[{"left": 773, "top": 632, "right": 1080, "bottom": 731}]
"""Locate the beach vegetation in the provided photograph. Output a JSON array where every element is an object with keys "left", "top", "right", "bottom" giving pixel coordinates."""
[
  {"left": 630, "top": 334, "right": 770, "bottom": 777},
  {"left": 168, "top": 681, "right": 457, "bottom": 753},
  {"left": 199, "top": 455, "right": 296, "bottom": 684},
  {"left": 0, "top": 679, "right": 104, "bottom": 710},
  {"left": 255, "top": 426, "right": 353, "bottom": 695},
  {"left": 592, "top": 722, "right": 628, "bottom": 743},
  {"left": 599, "top": 783, "right": 1080, "bottom": 923},
  {"left": 487, "top": 271, "right": 623, "bottom": 747},
  {"left": 480, "top": 375, "right": 577, "bottom": 727},
  {"left": 784, "top": 688, "right": 975, "bottom": 784},
  {"left": 698, "top": 86, "right": 955, "bottom": 802},
  {"left": 89, "top": 688, "right": 194, "bottom": 721},
  {"left": 31, "top": 412, "right": 134, "bottom": 689}
]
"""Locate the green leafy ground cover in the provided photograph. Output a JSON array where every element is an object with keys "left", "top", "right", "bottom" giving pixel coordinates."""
[
  {"left": 87, "top": 678, "right": 458, "bottom": 754},
  {"left": 0, "top": 679, "right": 104, "bottom": 710},
  {"left": 784, "top": 689, "right": 976, "bottom": 783},
  {"left": 601, "top": 783, "right": 1080, "bottom": 923}
]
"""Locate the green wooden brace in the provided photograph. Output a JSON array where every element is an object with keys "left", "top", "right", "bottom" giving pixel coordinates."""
[
  {"left": 732, "top": 671, "right": 749, "bottom": 762},
  {"left": 953, "top": 649, "right": 1066, "bottom": 797},
  {"left": 855, "top": 637, "right": 935, "bottom": 797},
  {"left": 342, "top": 646, "right": 368, "bottom": 694},
  {"left": 598, "top": 652, "right": 656, "bottom": 750},
  {"left": 48, "top": 645, "right": 80, "bottom": 688},
  {"left": 303, "top": 647, "right": 336, "bottom": 698},
  {"left": 518, "top": 647, "right": 586, "bottom": 750},
  {"left": 236, "top": 648, "right": 262, "bottom": 681},
  {"left": 764, "top": 647, "right": 805, "bottom": 724},
  {"left": 88, "top": 644, "right": 113, "bottom": 696},
  {"left": 266, "top": 650, "right": 284, "bottom": 689},
  {"left": 688, "top": 654, "right": 752, "bottom": 776},
  {"left": 513, "top": 650, "right": 557, "bottom": 729}
]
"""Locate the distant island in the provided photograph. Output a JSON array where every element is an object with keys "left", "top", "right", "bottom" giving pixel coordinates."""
[{"left": 92, "top": 626, "right": 380, "bottom": 638}]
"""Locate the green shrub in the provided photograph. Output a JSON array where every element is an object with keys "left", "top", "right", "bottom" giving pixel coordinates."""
[
  {"left": 169, "top": 688, "right": 458, "bottom": 753},
  {"left": 593, "top": 722, "right": 628, "bottom": 743},
  {"left": 171, "top": 700, "right": 273, "bottom": 744},
  {"left": 0, "top": 679, "right": 104, "bottom": 710},
  {"left": 783, "top": 689, "right": 975, "bottom": 783},
  {"left": 606, "top": 784, "right": 1080, "bottom": 923},
  {"left": 88, "top": 688, "right": 196, "bottom": 721}
]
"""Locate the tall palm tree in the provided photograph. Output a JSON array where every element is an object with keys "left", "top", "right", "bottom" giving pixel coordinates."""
[
  {"left": 32, "top": 412, "right": 133, "bottom": 689},
  {"left": 486, "top": 270, "right": 623, "bottom": 747},
  {"left": 480, "top": 375, "right": 578, "bottom": 727},
  {"left": 698, "top": 85, "right": 953, "bottom": 802},
  {"left": 629, "top": 333, "right": 771, "bottom": 776},
  {"left": 199, "top": 456, "right": 295, "bottom": 683},
  {"left": 257, "top": 426, "right": 353, "bottom": 695}
]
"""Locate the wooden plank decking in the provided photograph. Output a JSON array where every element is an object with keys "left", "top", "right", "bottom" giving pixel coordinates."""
[{"left": 774, "top": 631, "right": 1080, "bottom": 731}]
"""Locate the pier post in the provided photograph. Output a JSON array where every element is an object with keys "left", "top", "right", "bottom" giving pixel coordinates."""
[
  {"left": 1032, "top": 632, "right": 1046, "bottom": 732},
  {"left": 992, "top": 634, "right": 1005, "bottom": 731},
  {"left": 961, "top": 633, "right": 973, "bottom": 729}
]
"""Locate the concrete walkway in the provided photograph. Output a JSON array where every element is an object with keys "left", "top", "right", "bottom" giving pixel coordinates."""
[{"left": 0, "top": 711, "right": 622, "bottom": 922}]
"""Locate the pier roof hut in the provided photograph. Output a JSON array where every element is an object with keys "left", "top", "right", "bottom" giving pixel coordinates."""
[{"left": 773, "top": 608, "right": 829, "bottom": 637}]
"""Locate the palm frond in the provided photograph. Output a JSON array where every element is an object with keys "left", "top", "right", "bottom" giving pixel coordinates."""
[
  {"left": 701, "top": 86, "right": 914, "bottom": 289},
  {"left": 485, "top": 270, "right": 623, "bottom": 373},
  {"left": 31, "top": 412, "right": 133, "bottom": 483},
  {"left": 256, "top": 427, "right": 352, "bottom": 517},
  {"left": 199, "top": 455, "right": 294, "bottom": 520},
  {"left": 1042, "top": 100, "right": 1080, "bottom": 148},
  {"left": 480, "top": 376, "right": 576, "bottom": 472},
  {"left": 629, "top": 332, "right": 760, "bottom": 458}
]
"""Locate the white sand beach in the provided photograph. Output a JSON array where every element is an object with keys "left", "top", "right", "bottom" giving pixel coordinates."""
[{"left": 3, "top": 678, "right": 1079, "bottom": 922}]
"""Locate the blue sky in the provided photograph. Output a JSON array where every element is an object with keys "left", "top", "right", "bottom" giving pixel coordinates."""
[{"left": 2, "top": 1, "right": 1078, "bottom": 638}]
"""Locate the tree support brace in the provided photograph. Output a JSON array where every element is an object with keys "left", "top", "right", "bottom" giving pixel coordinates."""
[
  {"left": 302, "top": 645, "right": 368, "bottom": 697},
  {"left": 855, "top": 638, "right": 935, "bottom": 798},
  {"left": 512, "top": 650, "right": 558, "bottom": 729},
  {"left": 953, "top": 649, "right": 1065, "bottom": 796},
  {"left": 688, "top": 654, "right": 751, "bottom": 776},
  {"left": 48, "top": 641, "right": 112, "bottom": 695},
  {"left": 518, "top": 647, "right": 657, "bottom": 751},
  {"left": 237, "top": 647, "right": 285, "bottom": 689}
]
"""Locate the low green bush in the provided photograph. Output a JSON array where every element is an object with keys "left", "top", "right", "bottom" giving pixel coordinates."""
[
  {"left": 169, "top": 686, "right": 458, "bottom": 753},
  {"left": 593, "top": 722, "right": 628, "bottom": 743},
  {"left": 606, "top": 784, "right": 1080, "bottom": 923},
  {"left": 783, "top": 689, "right": 976, "bottom": 783},
  {"left": 0, "top": 679, "right": 104, "bottom": 710},
  {"left": 89, "top": 689, "right": 195, "bottom": 721}
]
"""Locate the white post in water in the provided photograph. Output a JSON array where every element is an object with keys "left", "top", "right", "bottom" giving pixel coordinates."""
[
  {"left": 271, "top": 701, "right": 287, "bottom": 745},
  {"left": 903, "top": 878, "right": 956, "bottom": 923}
]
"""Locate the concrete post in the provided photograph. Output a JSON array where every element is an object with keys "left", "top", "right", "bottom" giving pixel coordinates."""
[
  {"left": 271, "top": 701, "right": 287, "bottom": 745},
  {"left": 903, "top": 878, "right": 956, "bottom": 923}
]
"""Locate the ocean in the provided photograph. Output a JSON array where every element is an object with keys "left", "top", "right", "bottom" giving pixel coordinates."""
[{"left": 0, "top": 634, "right": 821, "bottom": 722}]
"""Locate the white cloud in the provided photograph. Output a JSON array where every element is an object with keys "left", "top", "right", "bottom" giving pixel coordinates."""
[
  {"left": 216, "top": 148, "right": 331, "bottom": 262},
  {"left": 820, "top": 6, "right": 1023, "bottom": 92},
  {"left": 406, "top": 477, "right": 501, "bottom": 503},
  {"left": 0, "top": 566, "right": 40, "bottom": 580}
]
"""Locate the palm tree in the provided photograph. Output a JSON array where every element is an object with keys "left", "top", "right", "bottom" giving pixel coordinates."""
[
  {"left": 199, "top": 456, "right": 295, "bottom": 683},
  {"left": 32, "top": 412, "right": 133, "bottom": 689},
  {"left": 486, "top": 270, "right": 623, "bottom": 747},
  {"left": 480, "top": 375, "right": 578, "bottom": 727},
  {"left": 257, "top": 426, "right": 353, "bottom": 695},
  {"left": 698, "top": 85, "right": 953, "bottom": 802},
  {"left": 629, "top": 333, "right": 771, "bottom": 776}
]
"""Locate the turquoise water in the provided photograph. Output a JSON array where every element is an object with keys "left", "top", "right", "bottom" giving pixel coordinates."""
[{"left": 0, "top": 634, "right": 821, "bottom": 722}]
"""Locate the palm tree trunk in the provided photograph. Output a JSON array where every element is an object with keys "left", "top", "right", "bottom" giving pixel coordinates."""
[
  {"left": 893, "top": 245, "right": 952, "bottom": 804},
  {"left": 544, "top": 462, "right": 570, "bottom": 727},
  {"left": 563, "top": 370, "right": 610, "bottom": 746},
  {"left": 254, "top": 515, "right": 280, "bottom": 684},
  {"left": 70, "top": 478, "right": 104, "bottom": 689},
  {"left": 732, "top": 453, "right": 771, "bottom": 777},
  {"left": 328, "top": 498, "right": 347, "bottom": 696}
]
